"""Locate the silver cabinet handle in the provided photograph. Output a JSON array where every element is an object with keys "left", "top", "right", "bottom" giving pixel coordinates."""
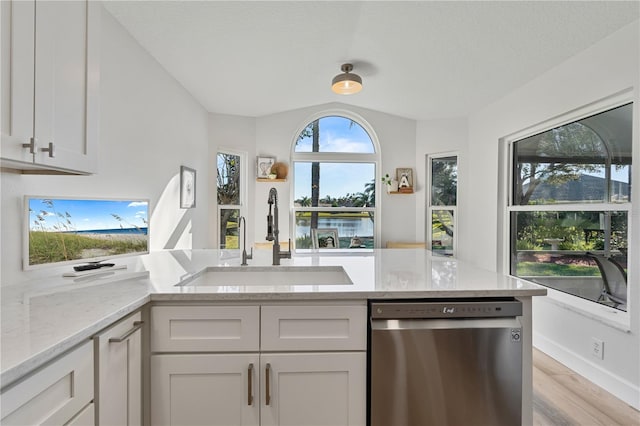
[
  {"left": 248, "top": 363, "right": 254, "bottom": 406},
  {"left": 22, "top": 137, "right": 37, "bottom": 154},
  {"left": 109, "top": 321, "right": 144, "bottom": 343},
  {"left": 265, "top": 363, "right": 271, "bottom": 406},
  {"left": 40, "top": 142, "right": 54, "bottom": 158}
]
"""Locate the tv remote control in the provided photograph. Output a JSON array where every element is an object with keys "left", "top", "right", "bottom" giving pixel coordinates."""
[{"left": 73, "top": 263, "right": 115, "bottom": 272}]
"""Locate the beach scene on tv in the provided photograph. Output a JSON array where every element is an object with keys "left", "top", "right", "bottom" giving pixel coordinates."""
[{"left": 27, "top": 197, "right": 149, "bottom": 266}]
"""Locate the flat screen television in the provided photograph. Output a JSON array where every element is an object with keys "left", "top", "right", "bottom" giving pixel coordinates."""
[{"left": 24, "top": 196, "right": 150, "bottom": 269}]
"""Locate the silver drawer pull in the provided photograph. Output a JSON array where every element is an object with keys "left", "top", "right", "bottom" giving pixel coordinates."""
[
  {"left": 22, "top": 137, "right": 37, "bottom": 154},
  {"left": 109, "top": 321, "right": 144, "bottom": 343},
  {"left": 265, "top": 363, "right": 271, "bottom": 406},
  {"left": 40, "top": 142, "right": 55, "bottom": 158},
  {"left": 248, "top": 363, "right": 254, "bottom": 406}
]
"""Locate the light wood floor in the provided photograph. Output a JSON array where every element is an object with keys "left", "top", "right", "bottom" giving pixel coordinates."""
[{"left": 533, "top": 349, "right": 640, "bottom": 425}]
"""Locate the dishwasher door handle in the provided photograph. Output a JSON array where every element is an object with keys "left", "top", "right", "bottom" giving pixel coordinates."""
[{"left": 370, "top": 317, "right": 522, "bottom": 331}]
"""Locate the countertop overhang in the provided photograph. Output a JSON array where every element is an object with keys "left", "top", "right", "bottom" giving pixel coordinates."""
[{"left": 1, "top": 249, "right": 546, "bottom": 388}]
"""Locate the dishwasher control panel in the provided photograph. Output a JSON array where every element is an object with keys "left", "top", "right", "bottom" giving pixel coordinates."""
[{"left": 370, "top": 298, "right": 522, "bottom": 319}]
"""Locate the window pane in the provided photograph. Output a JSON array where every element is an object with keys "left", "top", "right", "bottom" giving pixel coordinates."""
[
  {"left": 219, "top": 209, "right": 239, "bottom": 249},
  {"left": 431, "top": 156, "right": 457, "bottom": 206},
  {"left": 295, "top": 211, "right": 374, "bottom": 249},
  {"left": 294, "top": 162, "right": 375, "bottom": 207},
  {"left": 431, "top": 210, "right": 454, "bottom": 256},
  {"left": 217, "top": 153, "right": 241, "bottom": 205},
  {"left": 294, "top": 116, "right": 375, "bottom": 153},
  {"left": 511, "top": 210, "right": 628, "bottom": 311},
  {"left": 513, "top": 103, "right": 632, "bottom": 205}
]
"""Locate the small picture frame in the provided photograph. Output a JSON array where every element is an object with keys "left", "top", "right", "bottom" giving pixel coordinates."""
[
  {"left": 312, "top": 228, "right": 340, "bottom": 249},
  {"left": 396, "top": 167, "right": 414, "bottom": 191},
  {"left": 257, "top": 156, "right": 276, "bottom": 178},
  {"left": 180, "top": 166, "right": 196, "bottom": 209}
]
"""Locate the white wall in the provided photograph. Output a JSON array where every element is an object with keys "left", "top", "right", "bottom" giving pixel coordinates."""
[
  {"left": 252, "top": 102, "right": 418, "bottom": 247},
  {"left": 0, "top": 6, "right": 209, "bottom": 285},
  {"left": 466, "top": 22, "right": 640, "bottom": 408}
]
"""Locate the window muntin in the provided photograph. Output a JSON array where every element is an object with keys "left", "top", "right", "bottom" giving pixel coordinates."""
[
  {"left": 292, "top": 115, "right": 378, "bottom": 250},
  {"left": 509, "top": 102, "right": 632, "bottom": 312}
]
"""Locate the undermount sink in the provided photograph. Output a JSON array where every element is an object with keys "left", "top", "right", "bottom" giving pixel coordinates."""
[{"left": 177, "top": 266, "right": 353, "bottom": 287}]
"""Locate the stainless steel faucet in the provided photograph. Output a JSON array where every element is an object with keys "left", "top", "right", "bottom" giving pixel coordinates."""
[
  {"left": 239, "top": 216, "right": 252, "bottom": 266},
  {"left": 266, "top": 188, "right": 292, "bottom": 265}
]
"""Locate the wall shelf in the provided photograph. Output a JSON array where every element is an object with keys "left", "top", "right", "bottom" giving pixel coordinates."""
[
  {"left": 257, "top": 178, "right": 286, "bottom": 182},
  {"left": 388, "top": 190, "right": 413, "bottom": 194}
]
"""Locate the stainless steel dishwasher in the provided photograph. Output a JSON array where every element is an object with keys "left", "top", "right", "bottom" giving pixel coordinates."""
[{"left": 369, "top": 298, "right": 523, "bottom": 426}]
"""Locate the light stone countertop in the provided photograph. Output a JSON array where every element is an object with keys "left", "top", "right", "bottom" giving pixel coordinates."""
[{"left": 1, "top": 249, "right": 546, "bottom": 388}]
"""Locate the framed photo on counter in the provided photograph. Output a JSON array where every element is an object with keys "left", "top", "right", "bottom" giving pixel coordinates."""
[{"left": 312, "top": 228, "right": 339, "bottom": 249}]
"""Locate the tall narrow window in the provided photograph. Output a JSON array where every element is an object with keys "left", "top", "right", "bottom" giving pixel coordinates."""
[
  {"left": 217, "top": 151, "right": 244, "bottom": 249},
  {"left": 292, "top": 115, "right": 379, "bottom": 250},
  {"left": 427, "top": 154, "right": 458, "bottom": 256},
  {"left": 509, "top": 102, "right": 632, "bottom": 311}
]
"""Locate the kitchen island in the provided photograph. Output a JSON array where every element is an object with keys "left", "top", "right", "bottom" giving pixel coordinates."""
[{"left": 1, "top": 249, "right": 546, "bottom": 424}]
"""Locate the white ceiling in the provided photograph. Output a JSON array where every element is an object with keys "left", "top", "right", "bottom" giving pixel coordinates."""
[{"left": 103, "top": 1, "right": 639, "bottom": 120}]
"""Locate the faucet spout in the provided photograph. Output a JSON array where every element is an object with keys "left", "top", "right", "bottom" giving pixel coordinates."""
[
  {"left": 266, "top": 188, "right": 291, "bottom": 265},
  {"left": 239, "top": 216, "right": 252, "bottom": 266}
]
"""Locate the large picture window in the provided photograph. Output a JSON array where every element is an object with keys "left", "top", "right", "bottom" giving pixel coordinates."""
[
  {"left": 509, "top": 102, "right": 632, "bottom": 311},
  {"left": 292, "top": 115, "right": 378, "bottom": 250}
]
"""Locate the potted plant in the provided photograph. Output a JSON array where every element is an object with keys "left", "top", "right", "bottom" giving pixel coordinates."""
[{"left": 381, "top": 173, "right": 399, "bottom": 193}]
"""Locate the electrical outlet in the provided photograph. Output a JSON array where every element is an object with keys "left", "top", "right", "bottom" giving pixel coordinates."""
[{"left": 591, "top": 337, "right": 604, "bottom": 360}]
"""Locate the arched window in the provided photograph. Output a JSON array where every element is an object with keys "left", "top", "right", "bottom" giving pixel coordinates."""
[{"left": 292, "top": 114, "right": 379, "bottom": 250}]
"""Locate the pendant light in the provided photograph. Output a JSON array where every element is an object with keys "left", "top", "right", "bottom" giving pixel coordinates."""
[{"left": 331, "top": 63, "right": 362, "bottom": 95}]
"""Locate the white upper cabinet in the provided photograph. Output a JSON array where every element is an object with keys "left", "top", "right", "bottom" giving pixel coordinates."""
[{"left": 1, "top": 0, "right": 100, "bottom": 174}]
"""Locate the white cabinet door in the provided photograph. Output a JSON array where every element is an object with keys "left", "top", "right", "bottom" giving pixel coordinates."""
[
  {"left": 260, "top": 353, "right": 366, "bottom": 426},
  {"left": 151, "top": 354, "right": 260, "bottom": 426},
  {"left": 95, "top": 312, "right": 142, "bottom": 426},
  {"left": 33, "top": 0, "right": 99, "bottom": 173},
  {"left": 0, "top": 0, "right": 36, "bottom": 164},
  {"left": 0, "top": 0, "right": 99, "bottom": 174}
]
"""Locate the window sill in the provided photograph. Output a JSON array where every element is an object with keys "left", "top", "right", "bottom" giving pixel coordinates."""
[{"left": 536, "top": 285, "right": 631, "bottom": 332}]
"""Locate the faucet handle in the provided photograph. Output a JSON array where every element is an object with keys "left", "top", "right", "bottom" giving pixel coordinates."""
[{"left": 282, "top": 239, "right": 292, "bottom": 259}]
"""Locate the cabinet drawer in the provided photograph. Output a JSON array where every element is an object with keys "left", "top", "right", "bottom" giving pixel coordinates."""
[
  {"left": 0, "top": 341, "right": 94, "bottom": 425},
  {"left": 151, "top": 306, "right": 260, "bottom": 352},
  {"left": 261, "top": 305, "right": 367, "bottom": 351}
]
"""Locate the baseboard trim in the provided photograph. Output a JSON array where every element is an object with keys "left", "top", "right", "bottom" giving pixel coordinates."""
[{"left": 534, "top": 332, "right": 640, "bottom": 410}]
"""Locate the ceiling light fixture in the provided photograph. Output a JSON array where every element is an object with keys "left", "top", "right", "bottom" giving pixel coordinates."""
[{"left": 331, "top": 63, "right": 362, "bottom": 95}]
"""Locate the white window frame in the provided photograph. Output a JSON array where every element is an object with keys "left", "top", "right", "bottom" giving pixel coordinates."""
[
  {"left": 290, "top": 110, "right": 381, "bottom": 250},
  {"left": 216, "top": 148, "right": 247, "bottom": 249},
  {"left": 500, "top": 91, "right": 633, "bottom": 329},
  {"left": 426, "top": 152, "right": 458, "bottom": 257}
]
